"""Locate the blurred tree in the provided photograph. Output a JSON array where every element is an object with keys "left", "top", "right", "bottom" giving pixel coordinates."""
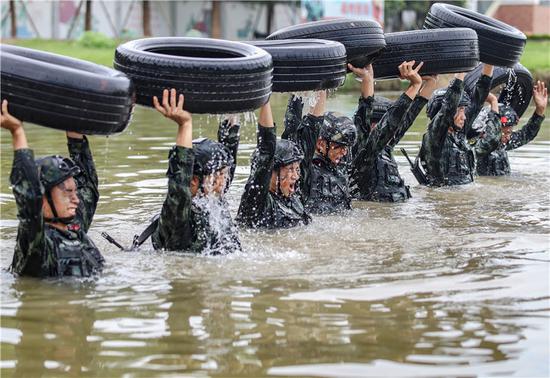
[
  {"left": 384, "top": 0, "right": 466, "bottom": 32},
  {"left": 84, "top": 0, "right": 91, "bottom": 31},
  {"left": 9, "top": 0, "right": 16, "bottom": 37},
  {"left": 143, "top": 0, "right": 151, "bottom": 36}
]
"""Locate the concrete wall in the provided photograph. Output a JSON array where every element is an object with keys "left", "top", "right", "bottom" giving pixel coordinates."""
[
  {"left": 0, "top": 1, "right": 301, "bottom": 40},
  {"left": 493, "top": 4, "right": 550, "bottom": 34},
  {"left": 1, "top": 1, "right": 383, "bottom": 41}
]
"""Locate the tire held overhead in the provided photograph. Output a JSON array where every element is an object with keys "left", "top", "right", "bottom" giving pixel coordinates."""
[
  {"left": 0, "top": 44, "right": 135, "bottom": 135},
  {"left": 114, "top": 37, "right": 273, "bottom": 114}
]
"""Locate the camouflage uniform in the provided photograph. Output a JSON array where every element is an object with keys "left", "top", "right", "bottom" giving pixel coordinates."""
[
  {"left": 152, "top": 122, "right": 241, "bottom": 254},
  {"left": 9, "top": 137, "right": 104, "bottom": 277},
  {"left": 475, "top": 112, "right": 545, "bottom": 176},
  {"left": 419, "top": 75, "right": 492, "bottom": 186},
  {"left": 282, "top": 97, "right": 351, "bottom": 214},
  {"left": 351, "top": 93, "right": 424, "bottom": 202},
  {"left": 237, "top": 124, "right": 311, "bottom": 228}
]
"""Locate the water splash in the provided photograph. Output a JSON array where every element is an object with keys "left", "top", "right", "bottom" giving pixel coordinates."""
[
  {"left": 291, "top": 91, "right": 322, "bottom": 113},
  {"left": 501, "top": 68, "right": 518, "bottom": 107},
  {"left": 193, "top": 193, "right": 241, "bottom": 255},
  {"left": 472, "top": 106, "right": 491, "bottom": 134}
]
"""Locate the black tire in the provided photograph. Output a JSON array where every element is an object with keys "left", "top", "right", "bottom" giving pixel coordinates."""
[
  {"left": 0, "top": 44, "right": 134, "bottom": 135},
  {"left": 266, "top": 19, "right": 386, "bottom": 69},
  {"left": 114, "top": 37, "right": 273, "bottom": 114},
  {"left": 464, "top": 63, "right": 533, "bottom": 118},
  {"left": 423, "top": 3, "right": 526, "bottom": 67},
  {"left": 372, "top": 28, "right": 479, "bottom": 79},
  {"left": 244, "top": 39, "right": 347, "bottom": 92}
]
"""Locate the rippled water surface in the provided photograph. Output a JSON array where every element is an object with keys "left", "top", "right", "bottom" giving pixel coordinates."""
[{"left": 1, "top": 93, "right": 549, "bottom": 377}]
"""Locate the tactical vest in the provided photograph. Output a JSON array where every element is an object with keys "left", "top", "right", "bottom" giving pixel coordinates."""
[
  {"left": 477, "top": 147, "right": 510, "bottom": 176},
  {"left": 443, "top": 133, "right": 475, "bottom": 185},
  {"left": 306, "top": 157, "right": 351, "bottom": 214},
  {"left": 44, "top": 225, "right": 104, "bottom": 277},
  {"left": 191, "top": 198, "right": 242, "bottom": 254},
  {"left": 356, "top": 147, "right": 410, "bottom": 202},
  {"left": 269, "top": 193, "right": 311, "bottom": 229}
]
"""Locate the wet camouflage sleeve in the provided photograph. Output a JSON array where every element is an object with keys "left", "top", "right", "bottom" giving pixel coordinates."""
[
  {"left": 281, "top": 95, "right": 304, "bottom": 142},
  {"left": 389, "top": 95, "right": 428, "bottom": 149},
  {"left": 237, "top": 125, "right": 276, "bottom": 225},
  {"left": 352, "top": 96, "right": 374, "bottom": 158},
  {"left": 354, "top": 94, "right": 413, "bottom": 172},
  {"left": 153, "top": 146, "right": 194, "bottom": 251},
  {"left": 218, "top": 119, "right": 241, "bottom": 185},
  {"left": 9, "top": 149, "right": 45, "bottom": 273},
  {"left": 295, "top": 114, "right": 324, "bottom": 198},
  {"left": 67, "top": 136, "right": 98, "bottom": 233},
  {"left": 426, "top": 79, "right": 464, "bottom": 157},
  {"left": 474, "top": 111, "right": 501, "bottom": 156},
  {"left": 506, "top": 113, "right": 545, "bottom": 151},
  {"left": 465, "top": 74, "right": 492, "bottom": 139}
]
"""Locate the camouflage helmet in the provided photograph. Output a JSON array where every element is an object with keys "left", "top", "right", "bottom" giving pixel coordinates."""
[
  {"left": 192, "top": 138, "right": 232, "bottom": 177},
  {"left": 498, "top": 104, "right": 519, "bottom": 127},
  {"left": 274, "top": 139, "right": 303, "bottom": 169},
  {"left": 372, "top": 96, "right": 394, "bottom": 123},
  {"left": 320, "top": 112, "right": 357, "bottom": 147},
  {"left": 427, "top": 88, "right": 471, "bottom": 119},
  {"left": 35, "top": 155, "right": 80, "bottom": 191}
]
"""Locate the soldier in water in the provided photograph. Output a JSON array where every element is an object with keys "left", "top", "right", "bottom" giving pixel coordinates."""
[
  {"left": 474, "top": 82, "right": 547, "bottom": 176},
  {"left": 1, "top": 100, "right": 104, "bottom": 277}
]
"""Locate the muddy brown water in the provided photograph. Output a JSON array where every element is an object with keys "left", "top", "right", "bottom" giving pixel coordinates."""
[{"left": 1, "top": 93, "right": 549, "bottom": 377}]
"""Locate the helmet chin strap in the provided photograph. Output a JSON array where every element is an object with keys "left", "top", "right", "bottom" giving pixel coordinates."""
[
  {"left": 44, "top": 191, "right": 74, "bottom": 225},
  {"left": 277, "top": 170, "right": 282, "bottom": 196}
]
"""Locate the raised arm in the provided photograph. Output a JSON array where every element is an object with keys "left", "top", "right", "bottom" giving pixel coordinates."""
[
  {"left": 465, "top": 63, "right": 493, "bottom": 138},
  {"left": 428, "top": 73, "right": 466, "bottom": 150},
  {"left": 151, "top": 89, "right": 194, "bottom": 251},
  {"left": 507, "top": 81, "right": 547, "bottom": 151},
  {"left": 282, "top": 95, "right": 304, "bottom": 141},
  {"left": 218, "top": 115, "right": 241, "bottom": 186},
  {"left": 475, "top": 93, "right": 501, "bottom": 156},
  {"left": 349, "top": 63, "right": 375, "bottom": 156},
  {"left": 389, "top": 75, "right": 438, "bottom": 149},
  {"left": 372, "top": 61, "right": 422, "bottom": 152},
  {"left": 296, "top": 90, "right": 326, "bottom": 163},
  {"left": 237, "top": 101, "right": 277, "bottom": 226},
  {"left": 65, "top": 132, "right": 98, "bottom": 232},
  {"left": 1, "top": 100, "right": 45, "bottom": 273}
]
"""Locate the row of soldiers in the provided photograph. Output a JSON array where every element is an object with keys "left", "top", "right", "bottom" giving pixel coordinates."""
[{"left": 1, "top": 61, "right": 547, "bottom": 278}]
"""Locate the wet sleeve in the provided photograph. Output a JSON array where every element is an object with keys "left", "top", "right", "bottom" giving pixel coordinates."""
[
  {"left": 238, "top": 125, "right": 276, "bottom": 225},
  {"left": 218, "top": 119, "right": 241, "bottom": 186},
  {"left": 295, "top": 114, "right": 324, "bottom": 198},
  {"left": 474, "top": 111, "right": 501, "bottom": 156},
  {"left": 282, "top": 95, "right": 304, "bottom": 141},
  {"left": 428, "top": 79, "right": 464, "bottom": 154},
  {"left": 353, "top": 96, "right": 374, "bottom": 157},
  {"left": 506, "top": 113, "right": 545, "bottom": 151},
  {"left": 154, "top": 146, "right": 194, "bottom": 250},
  {"left": 9, "top": 149, "right": 45, "bottom": 264},
  {"left": 389, "top": 95, "right": 428, "bottom": 149},
  {"left": 372, "top": 93, "right": 413, "bottom": 153},
  {"left": 67, "top": 136, "right": 99, "bottom": 233},
  {"left": 465, "top": 74, "right": 492, "bottom": 139}
]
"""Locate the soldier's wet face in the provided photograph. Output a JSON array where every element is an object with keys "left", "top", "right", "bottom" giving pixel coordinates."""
[
  {"left": 501, "top": 126, "right": 513, "bottom": 145},
  {"left": 270, "top": 162, "right": 300, "bottom": 197},
  {"left": 327, "top": 143, "right": 348, "bottom": 165},
  {"left": 43, "top": 177, "right": 79, "bottom": 220},
  {"left": 202, "top": 167, "right": 229, "bottom": 197},
  {"left": 453, "top": 106, "right": 466, "bottom": 129}
]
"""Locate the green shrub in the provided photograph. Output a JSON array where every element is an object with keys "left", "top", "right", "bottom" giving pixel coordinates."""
[
  {"left": 78, "top": 31, "right": 116, "bottom": 48},
  {"left": 527, "top": 34, "right": 550, "bottom": 41}
]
